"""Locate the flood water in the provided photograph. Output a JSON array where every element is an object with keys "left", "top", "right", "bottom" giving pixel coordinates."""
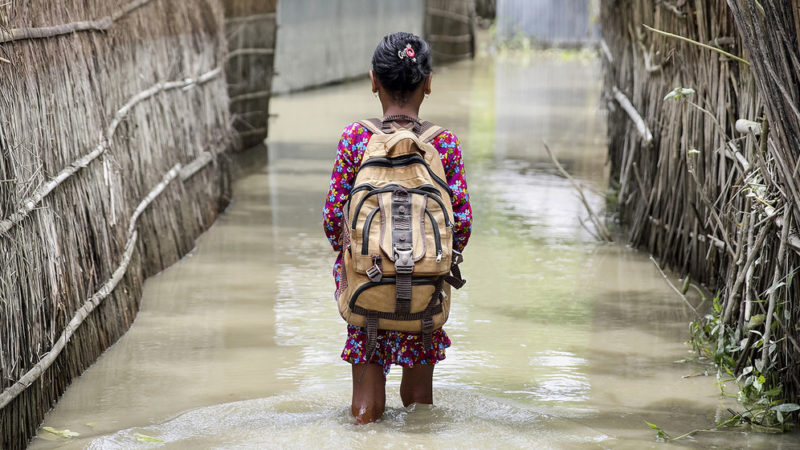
[{"left": 31, "top": 52, "right": 800, "bottom": 449}]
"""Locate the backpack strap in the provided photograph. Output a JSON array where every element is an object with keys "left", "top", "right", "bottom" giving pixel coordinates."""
[
  {"left": 357, "top": 118, "right": 385, "bottom": 135},
  {"left": 417, "top": 121, "right": 447, "bottom": 143},
  {"left": 359, "top": 117, "right": 446, "bottom": 142}
]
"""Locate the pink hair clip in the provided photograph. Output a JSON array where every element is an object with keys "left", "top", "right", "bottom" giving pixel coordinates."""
[{"left": 398, "top": 44, "right": 417, "bottom": 63}]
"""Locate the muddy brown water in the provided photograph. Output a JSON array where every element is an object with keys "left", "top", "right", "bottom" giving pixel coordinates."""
[{"left": 31, "top": 52, "right": 799, "bottom": 449}]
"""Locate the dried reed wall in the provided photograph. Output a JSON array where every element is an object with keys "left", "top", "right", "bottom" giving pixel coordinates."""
[
  {"left": 223, "top": 0, "right": 278, "bottom": 149},
  {"left": 601, "top": 0, "right": 800, "bottom": 407},
  {"left": 0, "top": 1, "right": 232, "bottom": 447},
  {"left": 425, "top": 0, "right": 476, "bottom": 62}
]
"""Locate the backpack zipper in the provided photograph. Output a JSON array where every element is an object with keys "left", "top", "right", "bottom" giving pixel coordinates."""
[
  {"left": 348, "top": 277, "right": 438, "bottom": 310},
  {"left": 360, "top": 207, "right": 381, "bottom": 255},
  {"left": 352, "top": 186, "right": 451, "bottom": 229},
  {"left": 358, "top": 154, "right": 452, "bottom": 197},
  {"left": 425, "top": 209, "right": 443, "bottom": 262}
]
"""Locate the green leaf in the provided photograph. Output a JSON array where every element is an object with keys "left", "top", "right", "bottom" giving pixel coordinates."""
[
  {"left": 41, "top": 427, "right": 79, "bottom": 438},
  {"left": 687, "top": 149, "right": 701, "bottom": 155},
  {"left": 772, "top": 403, "right": 800, "bottom": 413},
  {"left": 645, "top": 421, "right": 661, "bottom": 430},
  {"left": 663, "top": 86, "right": 696, "bottom": 101},
  {"left": 764, "top": 386, "right": 782, "bottom": 397},
  {"left": 136, "top": 434, "right": 164, "bottom": 443},
  {"left": 747, "top": 314, "right": 766, "bottom": 328},
  {"left": 766, "top": 281, "right": 785, "bottom": 295}
]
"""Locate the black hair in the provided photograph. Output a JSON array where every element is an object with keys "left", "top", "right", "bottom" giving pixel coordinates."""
[{"left": 371, "top": 32, "right": 432, "bottom": 102}]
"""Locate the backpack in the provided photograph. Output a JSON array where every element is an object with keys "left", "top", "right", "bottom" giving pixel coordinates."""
[{"left": 336, "top": 117, "right": 466, "bottom": 358}]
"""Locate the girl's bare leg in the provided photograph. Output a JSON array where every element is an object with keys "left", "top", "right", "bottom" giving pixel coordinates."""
[
  {"left": 351, "top": 363, "right": 386, "bottom": 424},
  {"left": 400, "top": 365, "right": 434, "bottom": 407}
]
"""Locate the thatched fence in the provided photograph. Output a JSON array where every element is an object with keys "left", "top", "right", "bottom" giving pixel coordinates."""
[
  {"left": 223, "top": 0, "right": 278, "bottom": 149},
  {"left": 425, "top": 0, "right": 476, "bottom": 62},
  {"left": 601, "top": 0, "right": 800, "bottom": 420},
  {"left": 0, "top": 0, "right": 233, "bottom": 447}
]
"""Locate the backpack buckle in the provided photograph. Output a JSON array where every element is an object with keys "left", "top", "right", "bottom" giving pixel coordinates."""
[
  {"left": 394, "top": 247, "right": 414, "bottom": 274},
  {"left": 366, "top": 254, "right": 383, "bottom": 282},
  {"left": 451, "top": 249, "right": 463, "bottom": 266}
]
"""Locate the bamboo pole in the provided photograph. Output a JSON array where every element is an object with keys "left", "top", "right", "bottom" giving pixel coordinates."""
[{"left": 612, "top": 86, "right": 653, "bottom": 145}]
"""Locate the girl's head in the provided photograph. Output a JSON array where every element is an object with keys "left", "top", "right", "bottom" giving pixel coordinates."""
[{"left": 371, "top": 32, "right": 432, "bottom": 104}]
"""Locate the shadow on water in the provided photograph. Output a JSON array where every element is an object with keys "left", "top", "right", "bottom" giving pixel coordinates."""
[{"left": 30, "top": 52, "right": 800, "bottom": 449}]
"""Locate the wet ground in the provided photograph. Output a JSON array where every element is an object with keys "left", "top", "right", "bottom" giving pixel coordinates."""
[{"left": 31, "top": 52, "right": 800, "bottom": 449}]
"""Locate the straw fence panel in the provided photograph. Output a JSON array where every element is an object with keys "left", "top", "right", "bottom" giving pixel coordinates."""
[
  {"left": 601, "top": 0, "right": 799, "bottom": 406},
  {"left": 425, "top": 0, "right": 476, "bottom": 62},
  {"left": 223, "top": 0, "right": 278, "bottom": 149},
  {"left": 0, "top": 0, "right": 232, "bottom": 447}
]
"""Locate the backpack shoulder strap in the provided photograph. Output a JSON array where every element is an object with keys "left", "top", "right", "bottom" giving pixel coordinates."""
[
  {"left": 357, "top": 118, "right": 384, "bottom": 135},
  {"left": 417, "top": 120, "right": 447, "bottom": 143}
]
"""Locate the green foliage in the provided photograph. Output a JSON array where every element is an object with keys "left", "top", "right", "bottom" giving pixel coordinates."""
[
  {"left": 685, "top": 290, "right": 798, "bottom": 432},
  {"left": 663, "top": 86, "right": 696, "bottom": 101}
]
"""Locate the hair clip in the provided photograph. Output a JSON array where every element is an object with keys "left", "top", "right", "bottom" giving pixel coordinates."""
[{"left": 397, "top": 44, "right": 417, "bottom": 63}]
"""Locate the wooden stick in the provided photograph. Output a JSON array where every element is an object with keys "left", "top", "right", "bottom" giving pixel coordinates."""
[
  {"left": 687, "top": 167, "right": 737, "bottom": 258},
  {"left": 761, "top": 206, "right": 791, "bottom": 362},
  {"left": 650, "top": 256, "right": 702, "bottom": 320},
  {"left": 0, "top": 227, "right": 137, "bottom": 410},
  {"left": 229, "top": 89, "right": 271, "bottom": 104},
  {"left": 179, "top": 152, "right": 213, "bottom": 181},
  {"left": 722, "top": 219, "right": 772, "bottom": 324},
  {"left": 599, "top": 38, "right": 614, "bottom": 63},
  {"left": 0, "top": 67, "right": 221, "bottom": 236},
  {"left": 226, "top": 48, "right": 275, "bottom": 59},
  {"left": 126, "top": 164, "right": 181, "bottom": 239},
  {"left": 642, "top": 24, "right": 751, "bottom": 66},
  {"left": 0, "top": 0, "right": 150, "bottom": 44},
  {"left": 612, "top": 86, "right": 653, "bottom": 145},
  {"left": 542, "top": 141, "right": 613, "bottom": 241}
]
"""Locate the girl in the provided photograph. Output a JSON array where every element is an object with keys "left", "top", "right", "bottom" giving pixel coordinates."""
[{"left": 323, "top": 32, "right": 472, "bottom": 424}]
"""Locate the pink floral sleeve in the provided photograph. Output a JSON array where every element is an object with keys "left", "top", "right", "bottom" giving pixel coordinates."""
[
  {"left": 324, "top": 122, "right": 371, "bottom": 251},
  {"left": 323, "top": 123, "right": 472, "bottom": 289},
  {"left": 432, "top": 131, "right": 472, "bottom": 252}
]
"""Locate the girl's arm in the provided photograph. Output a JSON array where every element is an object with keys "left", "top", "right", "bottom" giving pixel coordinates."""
[
  {"left": 433, "top": 131, "right": 472, "bottom": 252},
  {"left": 323, "top": 123, "right": 371, "bottom": 251}
]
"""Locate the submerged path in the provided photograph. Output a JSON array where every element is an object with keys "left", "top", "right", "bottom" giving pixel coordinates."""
[{"left": 31, "top": 54, "right": 795, "bottom": 449}]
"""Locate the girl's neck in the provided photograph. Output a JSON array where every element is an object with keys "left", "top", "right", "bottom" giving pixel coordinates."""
[{"left": 381, "top": 105, "right": 420, "bottom": 120}]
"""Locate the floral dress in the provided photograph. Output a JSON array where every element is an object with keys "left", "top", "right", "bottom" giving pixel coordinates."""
[{"left": 323, "top": 121, "right": 472, "bottom": 377}]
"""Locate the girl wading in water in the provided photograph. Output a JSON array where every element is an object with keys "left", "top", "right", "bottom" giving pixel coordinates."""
[{"left": 323, "top": 32, "right": 472, "bottom": 424}]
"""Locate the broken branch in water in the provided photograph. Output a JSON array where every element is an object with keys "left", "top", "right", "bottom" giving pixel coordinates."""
[
  {"left": 542, "top": 141, "right": 613, "bottom": 242},
  {"left": 650, "top": 256, "right": 702, "bottom": 320}
]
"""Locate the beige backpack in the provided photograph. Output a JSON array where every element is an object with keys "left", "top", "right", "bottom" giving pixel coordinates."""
[{"left": 337, "top": 117, "right": 465, "bottom": 357}]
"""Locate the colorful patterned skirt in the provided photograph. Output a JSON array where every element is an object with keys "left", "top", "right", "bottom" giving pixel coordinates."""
[{"left": 341, "top": 324, "right": 451, "bottom": 377}]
